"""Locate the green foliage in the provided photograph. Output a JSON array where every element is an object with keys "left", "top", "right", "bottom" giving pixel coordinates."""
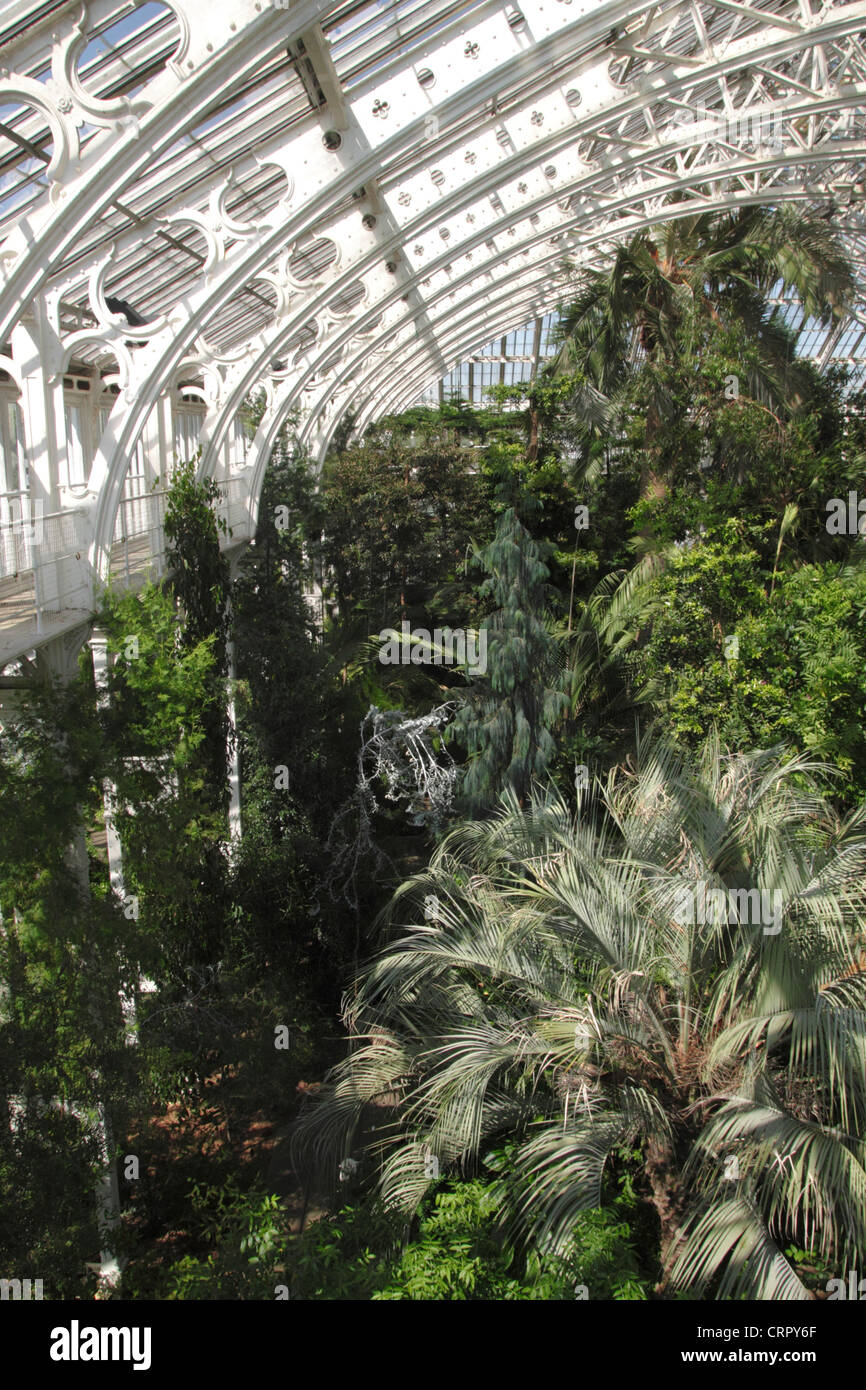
[
  {"left": 551, "top": 206, "right": 854, "bottom": 404},
  {"left": 317, "top": 436, "right": 490, "bottom": 632},
  {"left": 0, "top": 1108, "right": 100, "bottom": 1299},
  {"left": 229, "top": 429, "right": 365, "bottom": 1012},
  {"left": 284, "top": 1200, "right": 402, "bottom": 1300},
  {"left": 0, "top": 671, "right": 135, "bottom": 1287},
  {"left": 124, "top": 1175, "right": 288, "bottom": 1300},
  {"left": 373, "top": 1181, "right": 526, "bottom": 1300},
  {"left": 629, "top": 520, "right": 866, "bottom": 796},
  {"left": 370, "top": 1179, "right": 649, "bottom": 1300},
  {"left": 449, "top": 507, "right": 568, "bottom": 811},
  {"left": 0, "top": 668, "right": 134, "bottom": 1103},
  {"left": 296, "top": 742, "right": 866, "bottom": 1300},
  {"left": 6, "top": 207, "right": 866, "bottom": 1304},
  {"left": 163, "top": 458, "right": 231, "bottom": 848},
  {"left": 99, "top": 582, "right": 228, "bottom": 984},
  {"left": 163, "top": 457, "right": 230, "bottom": 662},
  {"left": 277, "top": 1178, "right": 648, "bottom": 1301}
]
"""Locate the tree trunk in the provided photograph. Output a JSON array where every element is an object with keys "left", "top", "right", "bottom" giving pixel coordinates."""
[
  {"left": 527, "top": 402, "right": 539, "bottom": 461},
  {"left": 567, "top": 549, "right": 578, "bottom": 635},
  {"left": 644, "top": 1135, "right": 687, "bottom": 1292}
]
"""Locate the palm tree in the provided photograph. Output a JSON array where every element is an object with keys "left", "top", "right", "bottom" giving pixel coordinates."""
[
  {"left": 553, "top": 205, "right": 854, "bottom": 394},
  {"left": 294, "top": 736, "right": 866, "bottom": 1298},
  {"left": 542, "top": 206, "right": 855, "bottom": 478}
]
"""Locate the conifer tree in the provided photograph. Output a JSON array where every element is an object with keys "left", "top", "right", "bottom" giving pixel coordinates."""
[
  {"left": 451, "top": 507, "right": 567, "bottom": 811},
  {"left": 163, "top": 458, "right": 231, "bottom": 809}
]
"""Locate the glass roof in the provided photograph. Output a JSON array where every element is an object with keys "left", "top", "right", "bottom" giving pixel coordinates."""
[{"left": 2, "top": 0, "right": 866, "bottom": 442}]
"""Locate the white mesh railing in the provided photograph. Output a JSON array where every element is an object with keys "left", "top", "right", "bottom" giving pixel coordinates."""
[
  {"left": 110, "top": 489, "right": 168, "bottom": 584},
  {"left": 109, "top": 476, "right": 253, "bottom": 587},
  {"left": 0, "top": 492, "right": 40, "bottom": 578},
  {"left": 1, "top": 472, "right": 255, "bottom": 646},
  {"left": 34, "top": 509, "right": 91, "bottom": 614},
  {"left": 0, "top": 500, "right": 91, "bottom": 631},
  {"left": 215, "top": 475, "right": 252, "bottom": 540}
]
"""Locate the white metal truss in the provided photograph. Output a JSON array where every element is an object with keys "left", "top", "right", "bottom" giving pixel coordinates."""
[{"left": 2, "top": 0, "right": 866, "bottom": 667}]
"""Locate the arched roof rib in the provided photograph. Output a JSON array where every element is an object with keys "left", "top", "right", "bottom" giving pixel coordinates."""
[
  {"left": 0, "top": 0, "right": 865, "bottom": 646},
  {"left": 300, "top": 282, "right": 558, "bottom": 468},
  {"left": 194, "top": 18, "right": 866, "bottom": 499},
  {"left": 285, "top": 176, "right": 866, "bottom": 466},
  {"left": 79, "top": 3, "right": 652, "bottom": 571}
]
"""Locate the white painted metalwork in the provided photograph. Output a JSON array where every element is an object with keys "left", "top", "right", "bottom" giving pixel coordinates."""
[{"left": 1, "top": 0, "right": 866, "bottom": 664}]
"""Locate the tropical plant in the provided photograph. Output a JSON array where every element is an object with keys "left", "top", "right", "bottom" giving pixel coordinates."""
[
  {"left": 294, "top": 736, "right": 866, "bottom": 1299},
  {"left": 552, "top": 206, "right": 854, "bottom": 403}
]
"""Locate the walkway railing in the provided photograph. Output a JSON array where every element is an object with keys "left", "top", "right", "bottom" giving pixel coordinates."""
[
  {"left": 215, "top": 474, "right": 253, "bottom": 539},
  {"left": 1, "top": 476, "right": 255, "bottom": 663},
  {"left": 0, "top": 501, "right": 91, "bottom": 642},
  {"left": 110, "top": 490, "right": 168, "bottom": 587}
]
